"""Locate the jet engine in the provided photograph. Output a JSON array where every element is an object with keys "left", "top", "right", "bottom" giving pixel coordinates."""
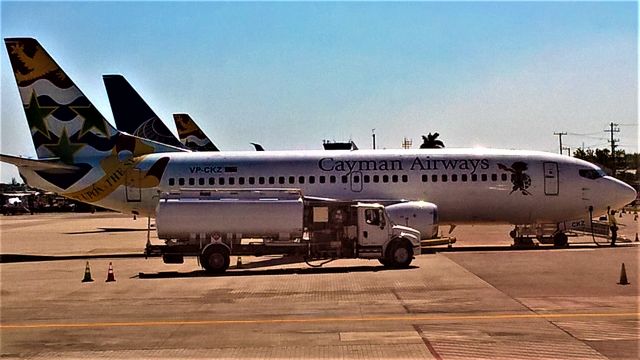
[{"left": 386, "top": 201, "right": 438, "bottom": 239}]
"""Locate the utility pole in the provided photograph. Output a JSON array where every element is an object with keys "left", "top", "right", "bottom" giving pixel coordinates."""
[
  {"left": 562, "top": 146, "right": 571, "bottom": 157},
  {"left": 604, "top": 122, "right": 620, "bottom": 176},
  {"left": 372, "top": 129, "right": 376, "bottom": 149},
  {"left": 553, "top": 132, "right": 567, "bottom": 154}
]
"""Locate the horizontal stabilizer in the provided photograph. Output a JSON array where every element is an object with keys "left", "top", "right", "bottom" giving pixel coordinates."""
[{"left": 0, "top": 154, "right": 79, "bottom": 171}]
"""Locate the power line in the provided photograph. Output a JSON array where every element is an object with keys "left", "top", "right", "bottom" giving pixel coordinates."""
[{"left": 566, "top": 131, "right": 604, "bottom": 136}]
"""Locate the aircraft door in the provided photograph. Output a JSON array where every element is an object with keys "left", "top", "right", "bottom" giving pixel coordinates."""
[
  {"left": 543, "top": 162, "right": 559, "bottom": 196},
  {"left": 125, "top": 169, "right": 142, "bottom": 202},
  {"left": 350, "top": 171, "right": 363, "bottom": 192}
]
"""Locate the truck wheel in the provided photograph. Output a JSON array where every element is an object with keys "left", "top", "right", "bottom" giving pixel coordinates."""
[
  {"left": 200, "top": 245, "right": 230, "bottom": 273},
  {"left": 553, "top": 232, "right": 568, "bottom": 248},
  {"left": 386, "top": 239, "right": 413, "bottom": 268}
]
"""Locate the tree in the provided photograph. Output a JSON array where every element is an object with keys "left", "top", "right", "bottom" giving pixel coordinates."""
[{"left": 420, "top": 133, "right": 445, "bottom": 149}]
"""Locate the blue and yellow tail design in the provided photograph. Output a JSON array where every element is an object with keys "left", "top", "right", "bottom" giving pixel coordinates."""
[
  {"left": 5, "top": 38, "right": 183, "bottom": 161},
  {"left": 4, "top": 38, "right": 183, "bottom": 205},
  {"left": 5, "top": 38, "right": 122, "bottom": 161},
  {"left": 173, "top": 113, "right": 220, "bottom": 152}
]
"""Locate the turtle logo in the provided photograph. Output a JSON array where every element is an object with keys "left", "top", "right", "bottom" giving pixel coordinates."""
[{"left": 497, "top": 162, "right": 531, "bottom": 195}]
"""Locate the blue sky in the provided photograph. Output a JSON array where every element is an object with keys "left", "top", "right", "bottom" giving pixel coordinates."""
[{"left": 1, "top": 1, "right": 637, "bottom": 182}]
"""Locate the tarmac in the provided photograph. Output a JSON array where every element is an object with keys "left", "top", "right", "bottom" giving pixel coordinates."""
[{"left": 0, "top": 212, "right": 638, "bottom": 359}]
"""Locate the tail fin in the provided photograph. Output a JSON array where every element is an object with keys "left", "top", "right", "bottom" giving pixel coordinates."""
[
  {"left": 173, "top": 113, "right": 220, "bottom": 151},
  {"left": 103, "top": 74, "right": 186, "bottom": 149},
  {"left": 4, "top": 38, "right": 182, "bottom": 165}
]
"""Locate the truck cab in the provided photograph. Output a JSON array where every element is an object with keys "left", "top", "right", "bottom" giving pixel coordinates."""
[{"left": 355, "top": 204, "right": 422, "bottom": 267}]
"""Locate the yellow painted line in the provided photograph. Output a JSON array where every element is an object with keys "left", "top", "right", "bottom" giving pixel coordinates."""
[{"left": 0, "top": 312, "right": 638, "bottom": 330}]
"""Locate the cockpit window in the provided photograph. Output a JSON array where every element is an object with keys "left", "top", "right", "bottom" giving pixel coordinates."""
[{"left": 579, "top": 169, "right": 606, "bottom": 180}]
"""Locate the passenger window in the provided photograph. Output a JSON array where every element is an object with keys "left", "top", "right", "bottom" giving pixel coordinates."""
[
  {"left": 209, "top": 177, "right": 215, "bottom": 185},
  {"left": 319, "top": 176, "right": 326, "bottom": 184},
  {"left": 289, "top": 176, "right": 295, "bottom": 184},
  {"left": 268, "top": 177, "right": 275, "bottom": 185},
  {"left": 239, "top": 177, "right": 245, "bottom": 185},
  {"left": 279, "top": 176, "right": 285, "bottom": 185},
  {"left": 481, "top": 174, "right": 488, "bottom": 181},
  {"left": 298, "top": 176, "right": 305, "bottom": 184},
  {"left": 178, "top": 178, "right": 185, "bottom": 186},
  {"left": 383, "top": 175, "right": 389, "bottom": 183},
  {"left": 402, "top": 175, "right": 408, "bottom": 183},
  {"left": 431, "top": 174, "right": 438, "bottom": 182},
  {"left": 341, "top": 175, "right": 348, "bottom": 183},
  {"left": 249, "top": 177, "right": 255, "bottom": 185},
  {"left": 392, "top": 175, "right": 398, "bottom": 183},
  {"left": 491, "top": 174, "right": 498, "bottom": 182},
  {"left": 229, "top": 177, "right": 235, "bottom": 185},
  {"left": 259, "top": 177, "right": 265, "bottom": 185},
  {"left": 451, "top": 174, "right": 457, "bottom": 182},
  {"left": 198, "top": 178, "right": 205, "bottom": 186},
  {"left": 309, "top": 176, "right": 315, "bottom": 184},
  {"left": 219, "top": 177, "right": 225, "bottom": 185},
  {"left": 330, "top": 176, "right": 336, "bottom": 183},
  {"left": 188, "top": 178, "right": 195, "bottom": 186},
  {"left": 353, "top": 175, "right": 360, "bottom": 183},
  {"left": 461, "top": 174, "right": 468, "bottom": 182},
  {"left": 168, "top": 178, "right": 175, "bottom": 186},
  {"left": 471, "top": 174, "right": 478, "bottom": 182},
  {"left": 373, "top": 175, "right": 380, "bottom": 183},
  {"left": 422, "top": 174, "right": 428, "bottom": 182},
  {"left": 501, "top": 174, "right": 508, "bottom": 181},
  {"left": 442, "top": 174, "right": 448, "bottom": 182},
  {"left": 364, "top": 175, "right": 370, "bottom": 183}
]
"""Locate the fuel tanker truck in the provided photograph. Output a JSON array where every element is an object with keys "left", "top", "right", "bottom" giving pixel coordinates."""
[{"left": 148, "top": 189, "right": 421, "bottom": 273}]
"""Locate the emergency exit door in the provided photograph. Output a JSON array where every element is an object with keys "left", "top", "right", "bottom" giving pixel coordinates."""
[
  {"left": 543, "top": 162, "right": 559, "bottom": 196},
  {"left": 350, "top": 171, "right": 363, "bottom": 192}
]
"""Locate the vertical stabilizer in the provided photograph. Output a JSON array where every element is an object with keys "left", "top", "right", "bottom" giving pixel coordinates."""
[
  {"left": 103, "top": 74, "right": 186, "bottom": 149},
  {"left": 5, "top": 38, "right": 122, "bottom": 162},
  {"left": 5, "top": 37, "right": 184, "bottom": 195},
  {"left": 173, "top": 113, "right": 220, "bottom": 151}
]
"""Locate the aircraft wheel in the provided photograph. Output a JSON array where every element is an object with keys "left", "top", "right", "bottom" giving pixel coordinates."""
[
  {"left": 200, "top": 244, "right": 230, "bottom": 273},
  {"left": 378, "top": 258, "right": 389, "bottom": 267},
  {"left": 386, "top": 239, "right": 413, "bottom": 268},
  {"left": 553, "top": 232, "right": 568, "bottom": 247}
]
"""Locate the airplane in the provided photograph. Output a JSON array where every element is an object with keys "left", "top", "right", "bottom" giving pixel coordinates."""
[
  {"left": 102, "top": 74, "right": 186, "bottom": 149},
  {"left": 173, "top": 113, "right": 221, "bottom": 152},
  {"left": 2, "top": 38, "right": 637, "bottom": 245},
  {"left": 174, "top": 113, "right": 264, "bottom": 152}
]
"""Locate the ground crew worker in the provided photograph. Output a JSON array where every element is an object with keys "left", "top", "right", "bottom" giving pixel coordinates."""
[{"left": 609, "top": 210, "right": 618, "bottom": 246}]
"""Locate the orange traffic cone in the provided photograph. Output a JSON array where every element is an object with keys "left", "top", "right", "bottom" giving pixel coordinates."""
[
  {"left": 618, "top": 263, "right": 630, "bottom": 285},
  {"left": 106, "top": 262, "right": 116, "bottom": 282},
  {"left": 82, "top": 261, "right": 94, "bottom": 283}
]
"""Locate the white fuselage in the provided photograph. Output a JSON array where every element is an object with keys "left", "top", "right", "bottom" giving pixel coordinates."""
[{"left": 18, "top": 148, "right": 633, "bottom": 225}]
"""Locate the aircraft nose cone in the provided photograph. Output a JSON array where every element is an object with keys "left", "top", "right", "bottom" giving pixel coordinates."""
[{"left": 612, "top": 178, "right": 637, "bottom": 209}]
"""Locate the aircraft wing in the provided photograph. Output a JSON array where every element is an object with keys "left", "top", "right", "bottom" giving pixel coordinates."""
[{"left": 0, "top": 154, "right": 80, "bottom": 171}]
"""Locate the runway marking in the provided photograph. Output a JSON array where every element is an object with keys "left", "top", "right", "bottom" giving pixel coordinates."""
[{"left": 0, "top": 312, "right": 637, "bottom": 330}]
